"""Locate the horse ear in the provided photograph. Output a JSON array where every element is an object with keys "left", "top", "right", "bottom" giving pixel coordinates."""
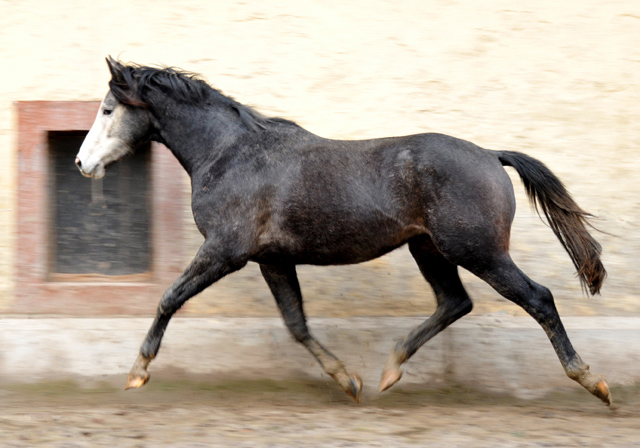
[{"left": 106, "top": 56, "right": 125, "bottom": 83}]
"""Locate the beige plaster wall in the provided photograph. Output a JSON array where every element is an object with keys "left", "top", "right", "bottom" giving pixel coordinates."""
[{"left": 1, "top": 0, "right": 638, "bottom": 317}]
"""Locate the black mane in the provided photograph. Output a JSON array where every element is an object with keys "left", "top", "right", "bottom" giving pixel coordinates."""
[{"left": 107, "top": 58, "right": 290, "bottom": 132}]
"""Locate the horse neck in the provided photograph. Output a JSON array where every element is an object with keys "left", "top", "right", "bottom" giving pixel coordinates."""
[{"left": 152, "top": 100, "right": 249, "bottom": 177}]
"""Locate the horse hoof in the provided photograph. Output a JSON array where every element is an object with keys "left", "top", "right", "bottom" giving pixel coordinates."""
[
  {"left": 345, "top": 375, "right": 363, "bottom": 403},
  {"left": 379, "top": 368, "right": 403, "bottom": 392},
  {"left": 594, "top": 379, "right": 612, "bottom": 406},
  {"left": 125, "top": 373, "right": 149, "bottom": 390}
]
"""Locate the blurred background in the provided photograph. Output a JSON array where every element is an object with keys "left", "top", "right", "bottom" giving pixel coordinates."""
[
  {"left": 2, "top": 0, "right": 638, "bottom": 317},
  {"left": 1, "top": 1, "right": 639, "bottom": 445}
]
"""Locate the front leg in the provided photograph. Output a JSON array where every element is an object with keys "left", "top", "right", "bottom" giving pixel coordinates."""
[
  {"left": 126, "top": 242, "right": 246, "bottom": 389},
  {"left": 260, "top": 263, "right": 363, "bottom": 403}
]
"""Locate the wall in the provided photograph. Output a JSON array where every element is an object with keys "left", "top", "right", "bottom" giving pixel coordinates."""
[{"left": 1, "top": 0, "right": 638, "bottom": 318}]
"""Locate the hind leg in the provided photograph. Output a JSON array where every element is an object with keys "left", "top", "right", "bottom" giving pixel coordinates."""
[
  {"left": 380, "top": 236, "right": 473, "bottom": 392},
  {"left": 260, "top": 263, "right": 363, "bottom": 403},
  {"left": 467, "top": 253, "right": 611, "bottom": 405}
]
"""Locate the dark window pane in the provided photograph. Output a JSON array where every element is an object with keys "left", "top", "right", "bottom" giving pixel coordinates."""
[{"left": 49, "top": 131, "right": 151, "bottom": 276}]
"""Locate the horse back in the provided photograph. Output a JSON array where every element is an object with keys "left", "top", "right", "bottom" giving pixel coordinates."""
[{"left": 251, "top": 132, "right": 515, "bottom": 265}]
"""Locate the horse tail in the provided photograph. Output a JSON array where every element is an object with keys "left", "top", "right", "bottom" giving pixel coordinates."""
[{"left": 495, "top": 150, "right": 606, "bottom": 295}]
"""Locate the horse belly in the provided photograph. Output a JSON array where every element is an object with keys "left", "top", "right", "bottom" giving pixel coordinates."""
[{"left": 265, "top": 210, "right": 424, "bottom": 266}]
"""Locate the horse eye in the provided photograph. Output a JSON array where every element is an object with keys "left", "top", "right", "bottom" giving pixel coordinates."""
[{"left": 103, "top": 108, "right": 113, "bottom": 116}]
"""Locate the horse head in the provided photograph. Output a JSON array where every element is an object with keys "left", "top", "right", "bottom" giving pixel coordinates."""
[{"left": 75, "top": 57, "right": 153, "bottom": 178}]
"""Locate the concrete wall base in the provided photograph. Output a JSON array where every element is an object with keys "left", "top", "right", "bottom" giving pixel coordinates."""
[{"left": 1, "top": 316, "right": 637, "bottom": 400}]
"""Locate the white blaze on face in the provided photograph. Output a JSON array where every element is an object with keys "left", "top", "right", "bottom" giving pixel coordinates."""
[{"left": 75, "top": 93, "right": 129, "bottom": 179}]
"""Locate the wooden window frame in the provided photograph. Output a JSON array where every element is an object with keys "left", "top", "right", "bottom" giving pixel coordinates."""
[{"left": 15, "top": 101, "right": 185, "bottom": 315}]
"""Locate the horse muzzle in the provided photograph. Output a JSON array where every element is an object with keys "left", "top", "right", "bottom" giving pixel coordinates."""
[{"left": 75, "top": 156, "right": 105, "bottom": 179}]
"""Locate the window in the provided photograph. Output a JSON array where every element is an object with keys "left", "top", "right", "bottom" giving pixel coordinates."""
[
  {"left": 15, "top": 102, "right": 185, "bottom": 315},
  {"left": 48, "top": 131, "right": 151, "bottom": 279}
]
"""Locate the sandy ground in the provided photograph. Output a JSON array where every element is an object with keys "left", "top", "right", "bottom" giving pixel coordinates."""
[
  {"left": 1, "top": 375, "right": 638, "bottom": 447},
  {"left": 1, "top": 3, "right": 639, "bottom": 446}
]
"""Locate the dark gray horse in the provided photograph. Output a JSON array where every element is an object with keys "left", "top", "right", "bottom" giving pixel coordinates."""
[{"left": 76, "top": 57, "right": 610, "bottom": 406}]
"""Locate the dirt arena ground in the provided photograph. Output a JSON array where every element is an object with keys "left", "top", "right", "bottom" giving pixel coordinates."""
[
  {"left": 1, "top": 375, "right": 638, "bottom": 447},
  {"left": 0, "top": 3, "right": 639, "bottom": 448}
]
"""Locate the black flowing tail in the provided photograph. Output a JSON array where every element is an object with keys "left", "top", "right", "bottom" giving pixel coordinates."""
[{"left": 495, "top": 150, "right": 606, "bottom": 295}]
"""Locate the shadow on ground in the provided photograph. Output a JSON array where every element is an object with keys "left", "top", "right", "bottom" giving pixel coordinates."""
[
  {"left": 2, "top": 373, "right": 638, "bottom": 447},
  {"left": 4, "top": 371, "right": 639, "bottom": 414}
]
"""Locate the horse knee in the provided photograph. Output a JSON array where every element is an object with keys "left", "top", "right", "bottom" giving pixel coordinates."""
[
  {"left": 457, "top": 296, "right": 473, "bottom": 317},
  {"left": 526, "top": 283, "right": 559, "bottom": 323},
  {"left": 442, "top": 295, "right": 473, "bottom": 321},
  {"left": 157, "top": 289, "right": 182, "bottom": 317},
  {"left": 532, "top": 283, "right": 554, "bottom": 307}
]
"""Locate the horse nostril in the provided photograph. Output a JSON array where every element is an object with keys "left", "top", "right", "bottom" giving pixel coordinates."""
[{"left": 75, "top": 157, "right": 82, "bottom": 169}]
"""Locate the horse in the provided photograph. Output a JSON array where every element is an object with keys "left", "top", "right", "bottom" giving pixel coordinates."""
[{"left": 76, "top": 57, "right": 610, "bottom": 406}]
